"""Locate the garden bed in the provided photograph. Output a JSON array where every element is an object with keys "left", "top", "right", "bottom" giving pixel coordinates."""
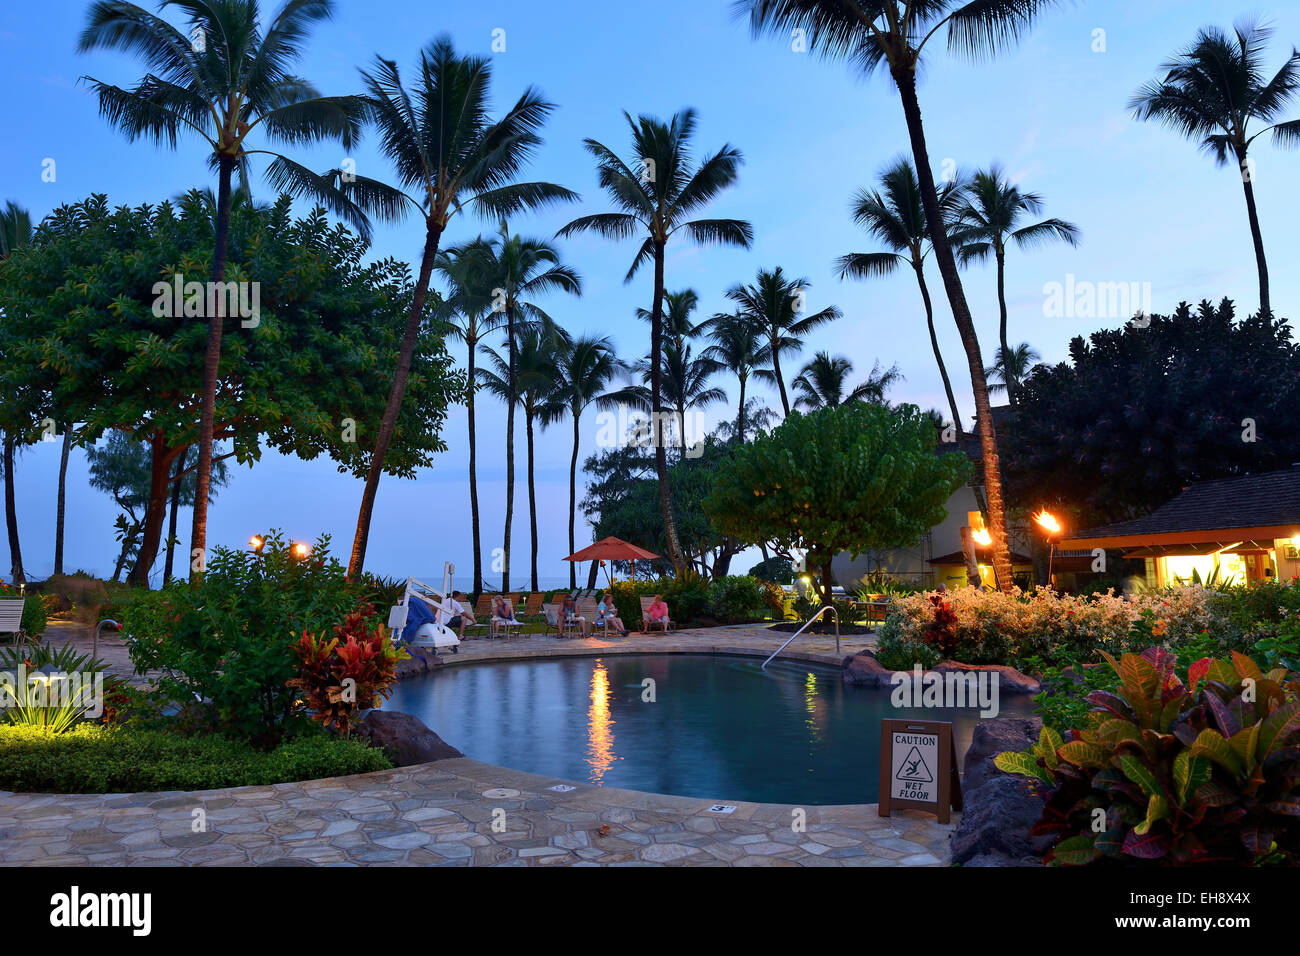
[
  {"left": 0, "top": 724, "right": 392, "bottom": 794},
  {"left": 769, "top": 621, "right": 875, "bottom": 636}
]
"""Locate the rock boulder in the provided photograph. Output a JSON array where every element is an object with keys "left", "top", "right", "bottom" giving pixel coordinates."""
[{"left": 358, "top": 710, "right": 463, "bottom": 767}]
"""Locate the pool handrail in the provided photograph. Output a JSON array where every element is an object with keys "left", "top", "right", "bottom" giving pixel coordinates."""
[{"left": 762, "top": 605, "right": 839, "bottom": 669}]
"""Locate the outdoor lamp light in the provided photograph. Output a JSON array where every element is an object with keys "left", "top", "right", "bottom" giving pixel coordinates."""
[
  {"left": 1034, "top": 510, "right": 1062, "bottom": 584},
  {"left": 292, "top": 542, "right": 310, "bottom": 560},
  {"left": 249, "top": 535, "right": 264, "bottom": 553},
  {"left": 971, "top": 528, "right": 992, "bottom": 547}
]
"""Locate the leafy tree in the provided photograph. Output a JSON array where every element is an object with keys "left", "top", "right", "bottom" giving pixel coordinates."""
[
  {"left": 1004, "top": 298, "right": 1300, "bottom": 525},
  {"left": 1129, "top": 18, "right": 1300, "bottom": 315},
  {"left": 725, "top": 266, "right": 841, "bottom": 417},
  {"left": 560, "top": 108, "right": 753, "bottom": 574},
  {"left": 340, "top": 35, "right": 577, "bottom": 576},
  {"left": 79, "top": 0, "right": 370, "bottom": 570},
  {"left": 545, "top": 334, "right": 623, "bottom": 588},
  {"left": 952, "top": 166, "right": 1079, "bottom": 403},
  {"left": 791, "top": 352, "right": 901, "bottom": 410},
  {"left": 740, "top": 0, "right": 1067, "bottom": 591},
  {"left": 837, "top": 158, "right": 966, "bottom": 433},
  {"left": 706, "top": 402, "right": 970, "bottom": 605},
  {"left": 0, "top": 193, "right": 461, "bottom": 585}
]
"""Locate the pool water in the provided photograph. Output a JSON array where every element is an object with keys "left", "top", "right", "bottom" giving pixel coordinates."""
[{"left": 386, "top": 654, "right": 1033, "bottom": 805}]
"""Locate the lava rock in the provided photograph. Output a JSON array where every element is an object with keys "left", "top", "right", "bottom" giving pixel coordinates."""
[
  {"left": 394, "top": 648, "right": 440, "bottom": 680},
  {"left": 842, "top": 651, "right": 893, "bottom": 687},
  {"left": 933, "top": 661, "right": 1041, "bottom": 695},
  {"left": 950, "top": 774, "right": 1049, "bottom": 866},
  {"left": 358, "top": 710, "right": 463, "bottom": 767},
  {"left": 962, "top": 716, "right": 1043, "bottom": 792}
]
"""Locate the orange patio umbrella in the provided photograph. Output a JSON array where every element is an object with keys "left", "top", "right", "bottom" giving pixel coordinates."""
[{"left": 563, "top": 536, "right": 659, "bottom": 586}]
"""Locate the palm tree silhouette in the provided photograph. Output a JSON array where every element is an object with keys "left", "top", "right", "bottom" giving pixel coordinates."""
[
  {"left": 560, "top": 108, "right": 752, "bottom": 574},
  {"left": 791, "top": 352, "right": 902, "bottom": 411},
  {"left": 1129, "top": 18, "right": 1300, "bottom": 316}
]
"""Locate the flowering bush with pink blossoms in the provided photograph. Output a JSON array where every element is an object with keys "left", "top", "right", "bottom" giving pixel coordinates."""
[{"left": 875, "top": 585, "right": 1213, "bottom": 668}]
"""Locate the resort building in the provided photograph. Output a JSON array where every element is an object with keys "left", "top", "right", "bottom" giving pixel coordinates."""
[{"left": 1060, "top": 466, "right": 1300, "bottom": 588}]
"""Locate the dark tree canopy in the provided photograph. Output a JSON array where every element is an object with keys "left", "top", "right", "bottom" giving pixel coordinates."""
[{"left": 1004, "top": 298, "right": 1300, "bottom": 525}]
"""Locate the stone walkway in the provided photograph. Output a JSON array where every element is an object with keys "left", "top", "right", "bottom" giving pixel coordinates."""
[{"left": 1, "top": 622, "right": 959, "bottom": 867}]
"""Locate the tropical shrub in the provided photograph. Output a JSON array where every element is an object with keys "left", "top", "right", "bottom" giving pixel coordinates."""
[
  {"left": 707, "top": 575, "right": 768, "bottom": 622},
  {"left": 609, "top": 574, "right": 712, "bottom": 627},
  {"left": 996, "top": 648, "right": 1300, "bottom": 865},
  {"left": 287, "top": 604, "right": 407, "bottom": 736},
  {"left": 122, "top": 531, "right": 373, "bottom": 745},
  {"left": 879, "top": 586, "right": 1213, "bottom": 668},
  {"left": 0, "top": 642, "right": 108, "bottom": 733},
  {"left": 874, "top": 634, "right": 943, "bottom": 672},
  {"left": 0, "top": 723, "right": 391, "bottom": 793}
]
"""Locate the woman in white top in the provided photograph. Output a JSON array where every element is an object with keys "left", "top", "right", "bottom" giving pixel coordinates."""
[{"left": 596, "top": 592, "right": 629, "bottom": 637}]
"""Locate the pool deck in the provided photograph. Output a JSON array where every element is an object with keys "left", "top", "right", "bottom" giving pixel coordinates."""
[{"left": 0, "top": 623, "right": 960, "bottom": 868}]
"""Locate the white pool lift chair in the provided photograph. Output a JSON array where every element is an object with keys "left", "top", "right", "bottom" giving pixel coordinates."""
[{"left": 388, "top": 564, "right": 463, "bottom": 655}]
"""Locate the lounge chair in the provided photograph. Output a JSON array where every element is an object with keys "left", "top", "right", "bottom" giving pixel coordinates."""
[
  {"left": 0, "top": 599, "right": 27, "bottom": 648},
  {"left": 490, "top": 609, "right": 525, "bottom": 639},
  {"left": 474, "top": 593, "right": 494, "bottom": 619},
  {"left": 577, "top": 597, "right": 606, "bottom": 636},
  {"left": 522, "top": 592, "right": 545, "bottom": 618},
  {"left": 639, "top": 596, "right": 674, "bottom": 633}
]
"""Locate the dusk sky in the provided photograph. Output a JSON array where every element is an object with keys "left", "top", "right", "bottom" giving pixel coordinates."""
[{"left": 3, "top": 0, "right": 1300, "bottom": 587}]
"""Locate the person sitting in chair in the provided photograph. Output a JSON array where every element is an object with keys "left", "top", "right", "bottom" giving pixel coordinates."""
[
  {"left": 494, "top": 596, "right": 516, "bottom": 622},
  {"left": 596, "top": 592, "right": 629, "bottom": 637},
  {"left": 644, "top": 594, "right": 670, "bottom": 633},
  {"left": 561, "top": 592, "right": 591, "bottom": 636},
  {"left": 437, "top": 591, "right": 476, "bottom": 639}
]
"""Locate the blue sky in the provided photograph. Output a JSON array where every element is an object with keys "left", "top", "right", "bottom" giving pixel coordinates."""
[{"left": 3, "top": 0, "right": 1300, "bottom": 587}]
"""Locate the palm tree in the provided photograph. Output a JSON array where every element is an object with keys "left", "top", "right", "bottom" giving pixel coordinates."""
[
  {"left": 725, "top": 266, "right": 841, "bottom": 416},
  {"left": 984, "top": 342, "right": 1042, "bottom": 398},
  {"left": 636, "top": 288, "right": 700, "bottom": 353},
  {"left": 337, "top": 36, "right": 578, "bottom": 575},
  {"left": 1129, "top": 18, "right": 1300, "bottom": 316},
  {"left": 479, "top": 329, "right": 563, "bottom": 593},
  {"left": 617, "top": 343, "right": 726, "bottom": 462},
  {"left": 544, "top": 334, "right": 623, "bottom": 589},
  {"left": 740, "top": 0, "right": 1066, "bottom": 591},
  {"left": 699, "top": 310, "right": 771, "bottom": 443},
  {"left": 951, "top": 166, "right": 1078, "bottom": 403},
  {"left": 559, "top": 108, "right": 752, "bottom": 574},
  {"left": 791, "top": 352, "right": 901, "bottom": 410},
  {"left": 435, "top": 238, "right": 502, "bottom": 595},
  {"left": 836, "top": 158, "right": 966, "bottom": 433},
  {"left": 467, "top": 227, "right": 580, "bottom": 592},
  {"left": 0, "top": 200, "right": 32, "bottom": 583},
  {"left": 79, "top": 0, "right": 371, "bottom": 574},
  {"left": 54, "top": 425, "right": 74, "bottom": 577}
]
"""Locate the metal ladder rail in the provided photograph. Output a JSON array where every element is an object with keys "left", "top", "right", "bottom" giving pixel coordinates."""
[{"left": 761, "top": 605, "right": 840, "bottom": 669}]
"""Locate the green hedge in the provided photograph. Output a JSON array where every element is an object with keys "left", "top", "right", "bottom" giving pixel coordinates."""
[{"left": 0, "top": 724, "right": 392, "bottom": 793}]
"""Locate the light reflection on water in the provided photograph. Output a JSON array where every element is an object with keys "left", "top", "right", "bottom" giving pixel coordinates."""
[{"left": 386, "top": 654, "right": 1032, "bottom": 805}]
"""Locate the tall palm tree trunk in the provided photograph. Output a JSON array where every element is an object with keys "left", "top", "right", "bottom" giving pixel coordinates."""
[
  {"left": 1240, "top": 168, "right": 1271, "bottom": 315},
  {"left": 190, "top": 153, "right": 234, "bottom": 579},
  {"left": 526, "top": 408, "right": 538, "bottom": 592},
  {"left": 894, "top": 66, "right": 1013, "bottom": 590},
  {"left": 995, "top": 248, "right": 1015, "bottom": 405},
  {"left": 163, "top": 446, "right": 190, "bottom": 584},
  {"left": 3, "top": 434, "right": 23, "bottom": 584},
  {"left": 650, "top": 243, "right": 686, "bottom": 574},
  {"left": 770, "top": 333, "right": 791, "bottom": 416},
  {"left": 467, "top": 343, "right": 483, "bottom": 595},
  {"left": 736, "top": 374, "right": 747, "bottom": 443},
  {"left": 54, "top": 425, "right": 72, "bottom": 576},
  {"left": 914, "top": 265, "right": 963, "bottom": 435},
  {"left": 502, "top": 305, "right": 517, "bottom": 592},
  {"left": 129, "top": 434, "right": 181, "bottom": 586},
  {"left": 568, "top": 410, "right": 580, "bottom": 590},
  {"left": 348, "top": 220, "right": 444, "bottom": 576}
]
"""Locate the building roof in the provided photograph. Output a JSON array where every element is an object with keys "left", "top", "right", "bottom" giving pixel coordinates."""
[
  {"left": 929, "top": 549, "right": 1034, "bottom": 566},
  {"left": 1061, "top": 467, "right": 1300, "bottom": 548}
]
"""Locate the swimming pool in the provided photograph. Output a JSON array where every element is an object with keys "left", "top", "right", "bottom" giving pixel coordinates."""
[{"left": 386, "top": 654, "right": 1033, "bottom": 805}]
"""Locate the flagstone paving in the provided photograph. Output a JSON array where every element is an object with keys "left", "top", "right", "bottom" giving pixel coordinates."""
[{"left": 2, "top": 621, "right": 954, "bottom": 867}]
